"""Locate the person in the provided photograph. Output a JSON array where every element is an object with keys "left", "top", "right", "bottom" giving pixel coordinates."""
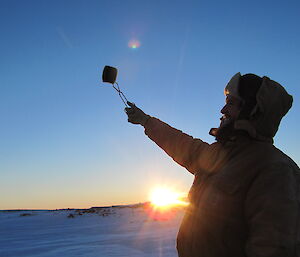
[{"left": 125, "top": 73, "right": 300, "bottom": 257}]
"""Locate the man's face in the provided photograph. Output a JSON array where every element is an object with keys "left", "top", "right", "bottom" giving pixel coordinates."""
[{"left": 219, "top": 95, "right": 242, "bottom": 128}]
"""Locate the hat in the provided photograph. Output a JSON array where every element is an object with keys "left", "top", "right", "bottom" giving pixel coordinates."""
[{"left": 225, "top": 73, "right": 263, "bottom": 118}]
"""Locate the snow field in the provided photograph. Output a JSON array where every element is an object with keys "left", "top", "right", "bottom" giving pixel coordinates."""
[{"left": 0, "top": 205, "right": 184, "bottom": 257}]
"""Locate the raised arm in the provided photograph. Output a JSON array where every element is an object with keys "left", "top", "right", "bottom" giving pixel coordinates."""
[{"left": 125, "top": 102, "right": 212, "bottom": 174}]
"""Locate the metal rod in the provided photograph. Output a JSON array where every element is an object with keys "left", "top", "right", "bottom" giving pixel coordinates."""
[{"left": 112, "top": 83, "right": 128, "bottom": 107}]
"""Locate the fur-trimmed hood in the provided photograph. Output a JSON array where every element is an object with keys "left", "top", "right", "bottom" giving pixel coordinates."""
[{"left": 233, "top": 75, "right": 293, "bottom": 141}]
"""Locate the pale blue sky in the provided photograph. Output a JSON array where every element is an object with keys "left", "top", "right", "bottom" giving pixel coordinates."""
[{"left": 1, "top": 0, "right": 299, "bottom": 209}]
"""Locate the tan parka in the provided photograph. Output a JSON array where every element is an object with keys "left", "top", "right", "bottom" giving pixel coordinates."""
[{"left": 144, "top": 76, "right": 299, "bottom": 257}]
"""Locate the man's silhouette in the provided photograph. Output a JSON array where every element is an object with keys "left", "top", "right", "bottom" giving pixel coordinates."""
[{"left": 125, "top": 73, "right": 300, "bottom": 257}]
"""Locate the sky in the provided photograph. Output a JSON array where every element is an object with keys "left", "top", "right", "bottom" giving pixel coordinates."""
[{"left": 0, "top": 0, "right": 299, "bottom": 210}]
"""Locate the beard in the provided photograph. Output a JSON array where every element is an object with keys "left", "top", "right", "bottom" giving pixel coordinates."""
[{"left": 214, "top": 116, "right": 236, "bottom": 143}]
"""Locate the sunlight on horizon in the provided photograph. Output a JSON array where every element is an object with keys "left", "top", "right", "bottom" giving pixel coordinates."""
[
  {"left": 149, "top": 187, "right": 189, "bottom": 209},
  {"left": 144, "top": 187, "right": 189, "bottom": 221}
]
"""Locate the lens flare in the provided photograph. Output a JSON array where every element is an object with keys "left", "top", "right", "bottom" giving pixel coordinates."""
[{"left": 128, "top": 39, "right": 141, "bottom": 49}]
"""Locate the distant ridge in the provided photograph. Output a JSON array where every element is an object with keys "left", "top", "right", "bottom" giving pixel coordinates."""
[{"left": 0, "top": 202, "right": 151, "bottom": 212}]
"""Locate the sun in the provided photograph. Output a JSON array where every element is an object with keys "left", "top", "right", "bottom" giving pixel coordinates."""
[{"left": 149, "top": 187, "right": 188, "bottom": 208}]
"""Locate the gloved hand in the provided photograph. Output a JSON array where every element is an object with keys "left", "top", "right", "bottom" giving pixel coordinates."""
[{"left": 125, "top": 101, "right": 150, "bottom": 126}]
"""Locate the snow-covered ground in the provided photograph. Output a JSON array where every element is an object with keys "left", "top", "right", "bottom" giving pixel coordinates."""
[{"left": 0, "top": 204, "right": 184, "bottom": 257}]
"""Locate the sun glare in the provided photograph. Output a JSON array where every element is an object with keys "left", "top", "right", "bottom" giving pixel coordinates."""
[{"left": 150, "top": 187, "right": 188, "bottom": 208}]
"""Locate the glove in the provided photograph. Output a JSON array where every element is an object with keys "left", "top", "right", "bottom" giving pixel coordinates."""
[{"left": 125, "top": 101, "right": 150, "bottom": 126}]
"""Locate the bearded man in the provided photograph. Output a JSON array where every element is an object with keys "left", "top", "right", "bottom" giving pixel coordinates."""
[{"left": 125, "top": 73, "right": 300, "bottom": 257}]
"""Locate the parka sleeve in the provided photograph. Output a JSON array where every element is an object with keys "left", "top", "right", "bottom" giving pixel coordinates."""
[
  {"left": 245, "top": 163, "right": 299, "bottom": 257},
  {"left": 144, "top": 117, "right": 212, "bottom": 174}
]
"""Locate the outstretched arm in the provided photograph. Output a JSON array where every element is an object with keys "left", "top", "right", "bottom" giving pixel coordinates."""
[{"left": 125, "top": 102, "right": 212, "bottom": 174}]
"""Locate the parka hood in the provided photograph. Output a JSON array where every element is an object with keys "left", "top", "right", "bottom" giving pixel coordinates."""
[{"left": 234, "top": 76, "right": 293, "bottom": 142}]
